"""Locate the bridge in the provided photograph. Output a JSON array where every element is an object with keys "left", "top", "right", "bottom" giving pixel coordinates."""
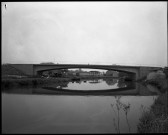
[{"left": 8, "top": 64, "right": 161, "bottom": 80}]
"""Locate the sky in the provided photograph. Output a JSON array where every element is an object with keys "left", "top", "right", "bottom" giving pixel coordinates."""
[{"left": 2, "top": 2, "right": 167, "bottom": 67}]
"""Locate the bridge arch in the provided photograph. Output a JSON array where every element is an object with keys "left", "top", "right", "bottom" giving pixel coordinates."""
[{"left": 34, "top": 65, "right": 138, "bottom": 80}]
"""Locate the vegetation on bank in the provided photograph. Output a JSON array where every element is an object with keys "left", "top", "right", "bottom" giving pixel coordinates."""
[
  {"left": 1, "top": 77, "right": 71, "bottom": 90},
  {"left": 137, "top": 91, "right": 168, "bottom": 133},
  {"left": 2, "top": 64, "right": 26, "bottom": 76},
  {"left": 137, "top": 70, "right": 168, "bottom": 133}
]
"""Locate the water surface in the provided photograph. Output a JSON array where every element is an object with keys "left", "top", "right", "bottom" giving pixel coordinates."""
[{"left": 2, "top": 78, "right": 159, "bottom": 133}]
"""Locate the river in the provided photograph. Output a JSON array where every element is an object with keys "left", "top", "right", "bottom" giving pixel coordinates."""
[{"left": 2, "top": 78, "right": 159, "bottom": 133}]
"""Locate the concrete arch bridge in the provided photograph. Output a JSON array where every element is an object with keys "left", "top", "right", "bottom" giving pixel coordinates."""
[{"left": 9, "top": 64, "right": 161, "bottom": 80}]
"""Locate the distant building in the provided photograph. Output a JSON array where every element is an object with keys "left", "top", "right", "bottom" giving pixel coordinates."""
[
  {"left": 89, "top": 71, "right": 101, "bottom": 76},
  {"left": 68, "top": 69, "right": 101, "bottom": 77},
  {"left": 67, "top": 70, "right": 81, "bottom": 76},
  {"left": 106, "top": 70, "right": 118, "bottom": 77},
  {"left": 79, "top": 71, "right": 90, "bottom": 76}
]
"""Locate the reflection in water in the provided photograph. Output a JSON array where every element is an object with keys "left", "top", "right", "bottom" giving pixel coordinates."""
[
  {"left": 2, "top": 79, "right": 159, "bottom": 96},
  {"left": 118, "top": 79, "right": 126, "bottom": 88},
  {"left": 41, "top": 78, "right": 137, "bottom": 95},
  {"left": 146, "top": 85, "right": 161, "bottom": 95},
  {"left": 72, "top": 80, "right": 81, "bottom": 84},
  {"left": 49, "top": 78, "right": 137, "bottom": 91},
  {"left": 60, "top": 78, "right": 136, "bottom": 91},
  {"left": 103, "top": 78, "right": 118, "bottom": 86},
  {"left": 56, "top": 82, "right": 68, "bottom": 89},
  {"left": 89, "top": 79, "right": 100, "bottom": 84},
  {"left": 103, "top": 78, "right": 135, "bottom": 89}
]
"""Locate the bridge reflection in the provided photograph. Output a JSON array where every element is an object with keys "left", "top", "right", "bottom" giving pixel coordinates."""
[{"left": 2, "top": 82, "right": 158, "bottom": 96}]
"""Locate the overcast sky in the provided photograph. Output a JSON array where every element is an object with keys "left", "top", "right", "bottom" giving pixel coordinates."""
[{"left": 2, "top": 2, "right": 167, "bottom": 67}]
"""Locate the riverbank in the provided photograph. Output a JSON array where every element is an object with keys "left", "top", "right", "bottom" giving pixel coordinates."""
[
  {"left": 137, "top": 77, "right": 168, "bottom": 133},
  {"left": 137, "top": 91, "right": 168, "bottom": 133},
  {"left": 1, "top": 77, "right": 71, "bottom": 90}
]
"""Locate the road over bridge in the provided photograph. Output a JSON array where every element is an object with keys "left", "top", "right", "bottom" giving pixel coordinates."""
[{"left": 9, "top": 64, "right": 161, "bottom": 80}]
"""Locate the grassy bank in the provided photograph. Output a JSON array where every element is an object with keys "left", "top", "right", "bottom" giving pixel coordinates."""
[
  {"left": 137, "top": 92, "right": 168, "bottom": 133},
  {"left": 137, "top": 77, "right": 168, "bottom": 133}
]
